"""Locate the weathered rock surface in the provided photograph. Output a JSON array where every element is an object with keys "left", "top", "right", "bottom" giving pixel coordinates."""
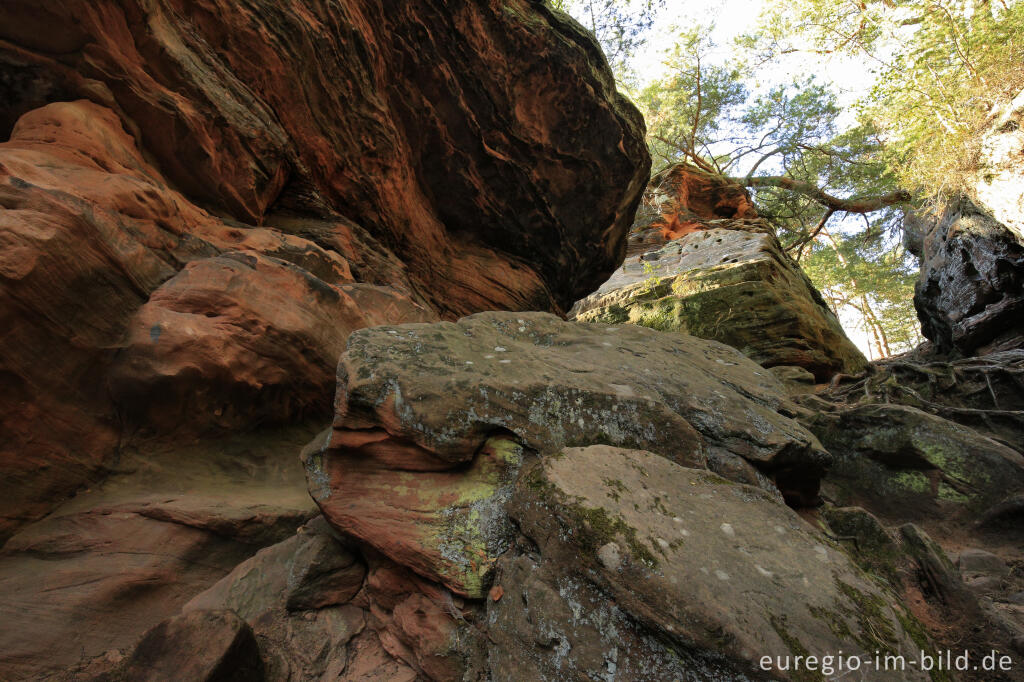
[
  {"left": 631, "top": 163, "right": 758, "bottom": 242},
  {"left": 105, "top": 610, "right": 265, "bottom": 682},
  {"left": 804, "top": 353, "right": 1024, "bottom": 677},
  {"left": 906, "top": 196, "right": 1024, "bottom": 355},
  {"left": 0, "top": 0, "right": 649, "bottom": 317},
  {"left": 306, "top": 311, "right": 830, "bottom": 597},
  {"left": 492, "top": 445, "right": 930, "bottom": 681},
  {"left": 0, "top": 101, "right": 437, "bottom": 541},
  {"left": 572, "top": 165, "right": 867, "bottom": 381},
  {"left": 0, "top": 426, "right": 318, "bottom": 680},
  {"left": 110, "top": 252, "right": 435, "bottom": 432},
  {"left": 574, "top": 227, "right": 867, "bottom": 380},
  {"left": 810, "top": 403, "right": 1024, "bottom": 524},
  {"left": 3, "top": 0, "right": 1023, "bottom": 679},
  {"left": 182, "top": 518, "right": 369, "bottom": 681}
]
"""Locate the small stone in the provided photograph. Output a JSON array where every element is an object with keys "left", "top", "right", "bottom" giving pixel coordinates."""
[
  {"left": 597, "top": 542, "right": 622, "bottom": 571},
  {"left": 958, "top": 549, "right": 1009, "bottom": 577}
]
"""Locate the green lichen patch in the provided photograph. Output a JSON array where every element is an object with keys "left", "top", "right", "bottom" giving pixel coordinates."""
[
  {"left": 769, "top": 615, "right": 825, "bottom": 682},
  {"left": 833, "top": 577, "right": 899, "bottom": 656},
  {"left": 566, "top": 501, "right": 660, "bottom": 569},
  {"left": 602, "top": 477, "right": 628, "bottom": 502}
]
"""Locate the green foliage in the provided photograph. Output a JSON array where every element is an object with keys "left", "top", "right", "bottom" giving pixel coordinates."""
[
  {"left": 639, "top": 259, "right": 662, "bottom": 294},
  {"left": 640, "top": 27, "right": 749, "bottom": 170},
  {"left": 634, "top": 20, "right": 921, "bottom": 358},
  {"left": 754, "top": 0, "right": 1024, "bottom": 197},
  {"left": 802, "top": 229, "right": 923, "bottom": 357}
]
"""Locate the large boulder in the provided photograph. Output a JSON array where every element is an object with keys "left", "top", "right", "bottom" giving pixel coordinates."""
[
  {"left": 182, "top": 518, "right": 370, "bottom": 681},
  {"left": 491, "top": 445, "right": 931, "bottom": 681},
  {"left": 304, "top": 311, "right": 830, "bottom": 597},
  {"left": 810, "top": 403, "right": 1024, "bottom": 525},
  {"left": 906, "top": 196, "right": 1024, "bottom": 355},
  {"left": 572, "top": 165, "right": 867, "bottom": 381},
  {"left": 0, "top": 0, "right": 649, "bottom": 317},
  {"left": 573, "top": 227, "right": 868, "bottom": 380},
  {"left": 108, "top": 609, "right": 265, "bottom": 682}
]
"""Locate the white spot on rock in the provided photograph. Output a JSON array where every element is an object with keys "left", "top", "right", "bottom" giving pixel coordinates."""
[
  {"left": 715, "top": 570, "right": 731, "bottom": 581},
  {"left": 755, "top": 564, "right": 774, "bottom": 578},
  {"left": 720, "top": 523, "right": 735, "bottom": 537}
]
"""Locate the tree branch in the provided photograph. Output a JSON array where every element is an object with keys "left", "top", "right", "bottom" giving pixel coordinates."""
[
  {"left": 786, "top": 207, "right": 836, "bottom": 260},
  {"left": 727, "top": 175, "right": 912, "bottom": 213}
]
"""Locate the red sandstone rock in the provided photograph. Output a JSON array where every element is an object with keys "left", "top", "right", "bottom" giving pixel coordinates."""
[
  {"left": 0, "top": 102, "right": 438, "bottom": 537},
  {"left": 0, "top": 426, "right": 318, "bottom": 680},
  {"left": 306, "top": 312, "right": 829, "bottom": 599},
  {"left": 638, "top": 164, "right": 759, "bottom": 242},
  {"left": 110, "top": 252, "right": 435, "bottom": 432},
  {"left": 0, "top": 0, "right": 649, "bottom": 316},
  {"left": 112, "top": 609, "right": 265, "bottom": 682},
  {"left": 0, "top": 0, "right": 652, "bottom": 677}
]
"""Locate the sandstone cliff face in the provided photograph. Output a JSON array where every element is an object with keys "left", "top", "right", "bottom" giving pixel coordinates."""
[
  {"left": 904, "top": 93, "right": 1024, "bottom": 357},
  {"left": 0, "top": 1, "right": 652, "bottom": 678},
  {"left": 907, "top": 195, "right": 1024, "bottom": 356},
  {"left": 1, "top": 0, "right": 649, "bottom": 317},
  {"left": 572, "top": 164, "right": 867, "bottom": 381}
]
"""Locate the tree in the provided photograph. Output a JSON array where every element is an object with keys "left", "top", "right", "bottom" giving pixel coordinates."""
[
  {"left": 548, "top": 0, "right": 665, "bottom": 80},
  {"left": 639, "top": 27, "right": 909, "bottom": 256},
  {"left": 636, "top": 25, "right": 922, "bottom": 357},
  {"left": 752, "top": 0, "right": 1024, "bottom": 197}
]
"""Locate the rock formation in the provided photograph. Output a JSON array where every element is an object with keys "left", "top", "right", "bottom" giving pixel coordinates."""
[
  {"left": 572, "top": 164, "right": 868, "bottom": 381},
  {"left": 906, "top": 196, "right": 1024, "bottom": 355},
  {"left": 0, "top": 0, "right": 653, "bottom": 678},
  {"left": 903, "top": 94, "right": 1024, "bottom": 357},
  {"left": 1, "top": 2, "right": 1023, "bottom": 681}
]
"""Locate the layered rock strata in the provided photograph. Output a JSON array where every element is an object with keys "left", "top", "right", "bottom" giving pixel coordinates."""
[
  {"left": 304, "top": 311, "right": 832, "bottom": 599},
  {"left": 299, "top": 313, "right": 934, "bottom": 679},
  {"left": 571, "top": 164, "right": 867, "bottom": 381},
  {"left": 0, "top": 0, "right": 649, "bottom": 316}
]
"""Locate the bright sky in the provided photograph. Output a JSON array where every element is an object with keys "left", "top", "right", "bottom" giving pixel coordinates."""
[{"left": 629, "top": 0, "right": 877, "bottom": 109}]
